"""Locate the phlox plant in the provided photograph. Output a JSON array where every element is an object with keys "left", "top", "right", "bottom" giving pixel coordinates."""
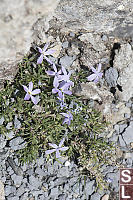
[{"left": 0, "top": 43, "right": 115, "bottom": 189}]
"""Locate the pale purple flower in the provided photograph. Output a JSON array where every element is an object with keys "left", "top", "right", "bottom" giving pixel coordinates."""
[
  {"left": 52, "top": 77, "right": 72, "bottom": 97},
  {"left": 87, "top": 63, "right": 103, "bottom": 83},
  {"left": 22, "top": 82, "right": 41, "bottom": 105},
  {"left": 45, "top": 138, "right": 69, "bottom": 158},
  {"left": 37, "top": 43, "right": 55, "bottom": 65},
  {"left": 58, "top": 66, "right": 74, "bottom": 86},
  {"left": 60, "top": 112, "right": 73, "bottom": 125},
  {"left": 57, "top": 92, "right": 67, "bottom": 109},
  {"left": 46, "top": 64, "right": 62, "bottom": 82}
]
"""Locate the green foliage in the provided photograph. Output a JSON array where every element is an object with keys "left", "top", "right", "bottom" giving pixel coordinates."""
[{"left": 0, "top": 53, "right": 115, "bottom": 189}]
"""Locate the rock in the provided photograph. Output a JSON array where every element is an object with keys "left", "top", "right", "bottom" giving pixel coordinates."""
[
  {"left": 57, "top": 167, "right": 69, "bottom": 177},
  {"left": 65, "top": 161, "right": 71, "bottom": 167},
  {"left": 35, "top": 167, "right": 46, "bottom": 177},
  {"left": 106, "top": 172, "right": 119, "bottom": 192},
  {"left": 114, "top": 43, "right": 133, "bottom": 101},
  {"left": 6, "top": 131, "right": 15, "bottom": 139},
  {"left": 50, "top": 187, "right": 59, "bottom": 197},
  {"left": 73, "top": 82, "right": 113, "bottom": 103},
  {"left": 84, "top": 180, "right": 95, "bottom": 196},
  {"left": 14, "top": 116, "right": 21, "bottom": 129},
  {"left": 119, "top": 123, "right": 127, "bottom": 133},
  {"left": 5, "top": 185, "right": 16, "bottom": 197},
  {"left": 0, "top": 180, "right": 5, "bottom": 200},
  {"left": 123, "top": 121, "right": 133, "bottom": 146},
  {"left": 62, "top": 41, "right": 69, "bottom": 49},
  {"left": 0, "top": 135, "right": 6, "bottom": 149},
  {"left": 101, "top": 194, "right": 109, "bottom": 200},
  {"left": 6, "top": 122, "right": 12, "bottom": 130},
  {"left": 105, "top": 67, "right": 118, "bottom": 87},
  {"left": 90, "top": 193, "right": 101, "bottom": 200},
  {"left": 16, "top": 184, "right": 26, "bottom": 197},
  {"left": 0, "top": 0, "right": 60, "bottom": 88},
  {"left": 11, "top": 174, "right": 23, "bottom": 187},
  {"left": 9, "top": 137, "right": 26, "bottom": 150},
  {"left": 59, "top": 55, "right": 76, "bottom": 69},
  {"left": 118, "top": 135, "right": 126, "bottom": 147},
  {"left": 29, "top": 175, "right": 41, "bottom": 188},
  {"left": 52, "top": 0, "right": 133, "bottom": 37},
  {"left": 53, "top": 177, "right": 68, "bottom": 186},
  {"left": 0, "top": 117, "right": 4, "bottom": 125},
  {"left": 79, "top": 33, "right": 106, "bottom": 51},
  {"left": 7, "top": 157, "right": 23, "bottom": 176}
]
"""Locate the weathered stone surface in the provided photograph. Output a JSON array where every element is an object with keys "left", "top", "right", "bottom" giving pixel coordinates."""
[
  {"left": 114, "top": 43, "right": 133, "bottom": 102},
  {"left": 52, "top": 0, "right": 133, "bottom": 37},
  {"left": 0, "top": 0, "right": 59, "bottom": 88},
  {"left": 0, "top": 180, "right": 5, "bottom": 200}
]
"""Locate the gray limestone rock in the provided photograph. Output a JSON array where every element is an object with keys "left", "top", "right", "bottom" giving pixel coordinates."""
[
  {"left": 9, "top": 137, "right": 26, "bottom": 150},
  {"left": 53, "top": 0, "right": 133, "bottom": 36},
  {"left": 0, "top": 0, "right": 60, "bottom": 88},
  {"left": 84, "top": 180, "right": 95, "bottom": 197},
  {"left": 122, "top": 121, "right": 133, "bottom": 146},
  {"left": 106, "top": 172, "right": 119, "bottom": 192},
  {"left": 0, "top": 135, "right": 6, "bottom": 149},
  {"left": 29, "top": 175, "right": 41, "bottom": 188},
  {"left": 5, "top": 185, "right": 16, "bottom": 196},
  {"left": 90, "top": 193, "right": 101, "bottom": 200},
  {"left": 11, "top": 174, "right": 23, "bottom": 187},
  {"left": 114, "top": 43, "right": 133, "bottom": 101},
  {"left": 14, "top": 116, "right": 21, "bottom": 129},
  {"left": 59, "top": 55, "right": 76, "bottom": 69},
  {"left": 50, "top": 187, "right": 59, "bottom": 197},
  {"left": 105, "top": 67, "right": 118, "bottom": 87},
  {"left": 0, "top": 180, "right": 5, "bottom": 200}
]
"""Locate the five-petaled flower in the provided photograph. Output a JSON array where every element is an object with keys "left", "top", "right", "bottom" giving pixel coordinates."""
[
  {"left": 87, "top": 63, "right": 103, "bottom": 83},
  {"left": 58, "top": 66, "right": 74, "bottom": 86},
  {"left": 60, "top": 112, "right": 73, "bottom": 125},
  {"left": 46, "top": 64, "right": 62, "bottom": 82},
  {"left": 22, "top": 81, "right": 41, "bottom": 105},
  {"left": 52, "top": 77, "right": 72, "bottom": 98},
  {"left": 37, "top": 43, "right": 55, "bottom": 65},
  {"left": 45, "top": 138, "right": 69, "bottom": 158}
]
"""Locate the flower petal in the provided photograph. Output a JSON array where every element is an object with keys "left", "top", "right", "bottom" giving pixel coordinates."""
[
  {"left": 59, "top": 147, "right": 69, "bottom": 151},
  {"left": 48, "top": 143, "right": 58, "bottom": 148},
  {"left": 53, "top": 64, "right": 57, "bottom": 73},
  {"left": 90, "top": 66, "right": 97, "bottom": 73},
  {"left": 22, "top": 85, "right": 29, "bottom": 93},
  {"left": 31, "top": 89, "right": 41, "bottom": 95},
  {"left": 45, "top": 149, "right": 56, "bottom": 155},
  {"left": 59, "top": 138, "right": 65, "bottom": 147},
  {"left": 87, "top": 74, "right": 97, "bottom": 81},
  {"left": 38, "top": 47, "right": 43, "bottom": 54},
  {"left": 63, "top": 90, "right": 72, "bottom": 95},
  {"left": 56, "top": 149, "right": 61, "bottom": 158},
  {"left": 46, "top": 70, "right": 55, "bottom": 76},
  {"left": 30, "top": 95, "right": 38, "bottom": 105},
  {"left": 52, "top": 88, "right": 59, "bottom": 94},
  {"left": 43, "top": 43, "right": 49, "bottom": 52},
  {"left": 24, "top": 93, "right": 31, "bottom": 100},
  {"left": 61, "top": 66, "right": 67, "bottom": 75},
  {"left": 44, "top": 56, "right": 53, "bottom": 65},
  {"left": 93, "top": 77, "right": 99, "bottom": 83},
  {"left": 53, "top": 76, "right": 59, "bottom": 88},
  {"left": 37, "top": 54, "right": 43, "bottom": 64},
  {"left": 29, "top": 82, "right": 33, "bottom": 92}
]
